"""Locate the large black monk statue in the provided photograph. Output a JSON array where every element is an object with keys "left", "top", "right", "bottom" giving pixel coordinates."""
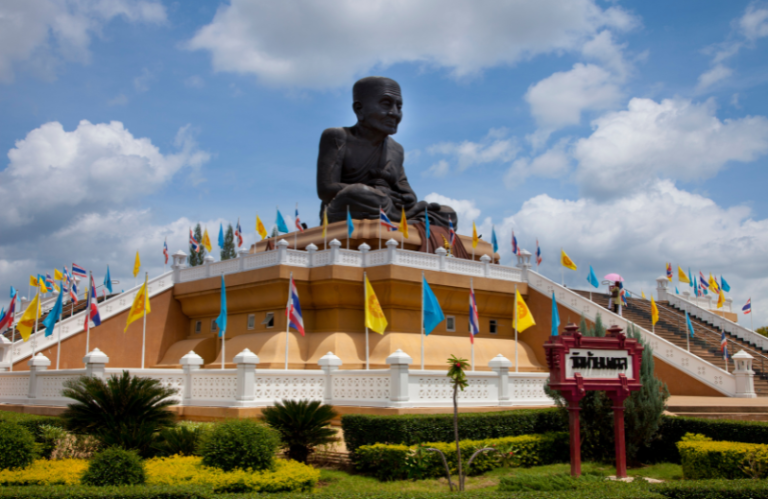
[{"left": 317, "top": 76, "right": 458, "bottom": 228}]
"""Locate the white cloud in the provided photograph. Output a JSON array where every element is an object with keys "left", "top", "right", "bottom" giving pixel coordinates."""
[
  {"left": 572, "top": 97, "right": 768, "bottom": 198},
  {"left": 187, "top": 0, "right": 635, "bottom": 89},
  {"left": 0, "top": 120, "right": 210, "bottom": 229},
  {"left": 581, "top": 30, "right": 630, "bottom": 78},
  {"left": 426, "top": 128, "right": 518, "bottom": 177},
  {"left": 424, "top": 193, "right": 480, "bottom": 235},
  {"left": 739, "top": 3, "right": 768, "bottom": 41},
  {"left": 696, "top": 64, "right": 733, "bottom": 91},
  {"left": 0, "top": 0, "right": 166, "bottom": 82},
  {"left": 505, "top": 140, "right": 571, "bottom": 188}
]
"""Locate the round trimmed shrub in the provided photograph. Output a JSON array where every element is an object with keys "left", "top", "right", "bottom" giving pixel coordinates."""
[
  {"left": 0, "top": 421, "right": 36, "bottom": 470},
  {"left": 81, "top": 447, "right": 146, "bottom": 486},
  {"left": 201, "top": 419, "right": 279, "bottom": 472}
]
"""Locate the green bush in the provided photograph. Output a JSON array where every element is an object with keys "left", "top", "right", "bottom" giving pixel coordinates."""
[
  {"left": 151, "top": 426, "right": 205, "bottom": 457},
  {"left": 0, "top": 485, "right": 215, "bottom": 498},
  {"left": 0, "top": 411, "right": 65, "bottom": 459},
  {"left": 199, "top": 419, "right": 279, "bottom": 472},
  {"left": 341, "top": 408, "right": 564, "bottom": 455},
  {"left": 354, "top": 432, "right": 569, "bottom": 480},
  {"left": 654, "top": 479, "right": 768, "bottom": 499},
  {"left": 498, "top": 472, "right": 606, "bottom": 492},
  {"left": 262, "top": 399, "right": 338, "bottom": 463},
  {"left": 81, "top": 447, "right": 146, "bottom": 487},
  {"left": 677, "top": 439, "right": 768, "bottom": 479},
  {"left": 0, "top": 421, "right": 37, "bottom": 470}
]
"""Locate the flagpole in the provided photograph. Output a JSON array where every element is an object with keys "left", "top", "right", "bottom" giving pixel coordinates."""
[
  {"left": 421, "top": 271, "right": 425, "bottom": 371},
  {"left": 347, "top": 205, "right": 350, "bottom": 251},
  {"left": 85, "top": 272, "right": 92, "bottom": 355},
  {"left": 751, "top": 306, "right": 754, "bottom": 331},
  {"left": 32, "top": 288, "right": 40, "bottom": 359},
  {"left": 56, "top": 292, "right": 63, "bottom": 370},
  {"left": 324, "top": 209, "right": 328, "bottom": 251},
  {"left": 471, "top": 278, "right": 475, "bottom": 372},
  {"left": 378, "top": 206, "right": 382, "bottom": 250},
  {"left": 364, "top": 272, "right": 369, "bottom": 370},
  {"left": 285, "top": 272, "right": 292, "bottom": 371},
  {"left": 9, "top": 327, "right": 14, "bottom": 371},
  {"left": 514, "top": 284, "right": 519, "bottom": 373},
  {"left": 141, "top": 272, "right": 148, "bottom": 370},
  {"left": 295, "top": 203, "right": 299, "bottom": 250}
]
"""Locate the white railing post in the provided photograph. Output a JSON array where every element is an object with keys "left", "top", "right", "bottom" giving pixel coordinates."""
[
  {"left": 27, "top": 353, "right": 51, "bottom": 399},
  {"left": 234, "top": 348, "right": 259, "bottom": 403},
  {"left": 489, "top": 354, "right": 513, "bottom": 406},
  {"left": 733, "top": 350, "right": 757, "bottom": 398},
  {"left": 386, "top": 238, "right": 398, "bottom": 264},
  {"left": 180, "top": 351, "right": 204, "bottom": 404},
  {"left": 237, "top": 248, "right": 249, "bottom": 271},
  {"left": 481, "top": 254, "right": 491, "bottom": 277},
  {"left": 656, "top": 276, "right": 669, "bottom": 302},
  {"left": 318, "top": 351, "right": 342, "bottom": 404},
  {"left": 358, "top": 243, "right": 370, "bottom": 267},
  {"left": 0, "top": 335, "right": 11, "bottom": 372},
  {"left": 306, "top": 243, "right": 318, "bottom": 267},
  {"left": 204, "top": 255, "right": 215, "bottom": 277},
  {"left": 172, "top": 250, "right": 188, "bottom": 283},
  {"left": 725, "top": 297, "right": 733, "bottom": 313},
  {"left": 277, "top": 239, "right": 289, "bottom": 265},
  {"left": 83, "top": 348, "right": 109, "bottom": 379},
  {"left": 519, "top": 249, "right": 532, "bottom": 282},
  {"left": 386, "top": 349, "right": 412, "bottom": 408},
  {"left": 329, "top": 239, "right": 341, "bottom": 264},
  {"left": 436, "top": 247, "right": 447, "bottom": 271}
]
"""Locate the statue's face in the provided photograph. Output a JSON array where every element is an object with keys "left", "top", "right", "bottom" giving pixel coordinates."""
[{"left": 355, "top": 85, "right": 403, "bottom": 135}]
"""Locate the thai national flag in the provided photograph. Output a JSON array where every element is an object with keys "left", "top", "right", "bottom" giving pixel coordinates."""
[
  {"left": 295, "top": 208, "right": 304, "bottom": 233},
  {"left": 63, "top": 267, "right": 72, "bottom": 284},
  {"left": 45, "top": 273, "right": 54, "bottom": 285},
  {"left": 71, "top": 263, "right": 87, "bottom": 278},
  {"left": 84, "top": 275, "right": 101, "bottom": 330},
  {"left": 189, "top": 229, "right": 201, "bottom": 252},
  {"left": 720, "top": 330, "right": 728, "bottom": 358},
  {"left": 469, "top": 288, "right": 479, "bottom": 344},
  {"left": 69, "top": 280, "right": 78, "bottom": 304},
  {"left": 511, "top": 231, "right": 519, "bottom": 256},
  {"left": 449, "top": 219, "right": 456, "bottom": 247},
  {"left": 536, "top": 239, "right": 542, "bottom": 266},
  {"left": 666, "top": 263, "right": 673, "bottom": 280},
  {"left": 163, "top": 238, "right": 169, "bottom": 264},
  {"left": 743, "top": 299, "right": 752, "bottom": 315},
  {"left": 286, "top": 275, "right": 305, "bottom": 336},
  {"left": 699, "top": 272, "right": 709, "bottom": 290},
  {"left": 0, "top": 294, "right": 16, "bottom": 331},
  {"left": 234, "top": 219, "right": 244, "bottom": 247},
  {"left": 379, "top": 208, "right": 398, "bottom": 231}
]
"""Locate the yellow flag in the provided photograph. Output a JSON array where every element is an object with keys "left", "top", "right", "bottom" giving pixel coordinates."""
[
  {"left": 52, "top": 282, "right": 61, "bottom": 293},
  {"left": 678, "top": 267, "right": 690, "bottom": 283},
  {"left": 16, "top": 293, "right": 41, "bottom": 341},
  {"left": 365, "top": 275, "right": 388, "bottom": 335},
  {"left": 399, "top": 206, "right": 408, "bottom": 239},
  {"left": 472, "top": 221, "right": 478, "bottom": 249},
  {"left": 641, "top": 290, "right": 646, "bottom": 299},
  {"left": 650, "top": 296, "right": 659, "bottom": 326},
  {"left": 38, "top": 277, "right": 49, "bottom": 293},
  {"left": 54, "top": 269, "right": 64, "bottom": 281},
  {"left": 256, "top": 215, "right": 268, "bottom": 240},
  {"left": 717, "top": 288, "right": 725, "bottom": 309},
  {"left": 560, "top": 250, "right": 577, "bottom": 271},
  {"left": 708, "top": 274, "right": 719, "bottom": 293},
  {"left": 133, "top": 251, "right": 141, "bottom": 278},
  {"left": 322, "top": 208, "right": 328, "bottom": 239},
  {"left": 125, "top": 275, "right": 151, "bottom": 332},
  {"left": 29, "top": 275, "right": 38, "bottom": 286},
  {"left": 202, "top": 228, "right": 212, "bottom": 252},
  {"left": 514, "top": 289, "right": 536, "bottom": 333}
]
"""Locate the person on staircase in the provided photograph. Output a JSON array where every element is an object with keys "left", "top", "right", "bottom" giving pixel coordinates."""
[{"left": 608, "top": 281, "right": 623, "bottom": 316}]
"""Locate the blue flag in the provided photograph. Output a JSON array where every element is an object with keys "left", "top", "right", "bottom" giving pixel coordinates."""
[
  {"left": 688, "top": 268, "right": 694, "bottom": 288},
  {"left": 720, "top": 276, "right": 731, "bottom": 292},
  {"left": 685, "top": 311, "right": 695, "bottom": 338},
  {"left": 276, "top": 209, "right": 289, "bottom": 234},
  {"left": 422, "top": 276, "right": 445, "bottom": 335},
  {"left": 0, "top": 307, "right": 4, "bottom": 324},
  {"left": 10, "top": 286, "right": 16, "bottom": 298},
  {"left": 587, "top": 265, "right": 599, "bottom": 289},
  {"left": 103, "top": 266, "right": 113, "bottom": 294},
  {"left": 347, "top": 208, "right": 354, "bottom": 238},
  {"left": 218, "top": 223, "right": 225, "bottom": 249},
  {"left": 491, "top": 226, "right": 498, "bottom": 253},
  {"left": 551, "top": 292, "right": 560, "bottom": 336},
  {"left": 425, "top": 208, "right": 430, "bottom": 241},
  {"left": 675, "top": 286, "right": 679, "bottom": 295},
  {"left": 42, "top": 282, "right": 64, "bottom": 337},
  {"left": 215, "top": 275, "right": 227, "bottom": 338}
]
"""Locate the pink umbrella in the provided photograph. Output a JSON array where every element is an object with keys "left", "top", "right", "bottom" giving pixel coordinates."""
[{"left": 604, "top": 273, "right": 624, "bottom": 282}]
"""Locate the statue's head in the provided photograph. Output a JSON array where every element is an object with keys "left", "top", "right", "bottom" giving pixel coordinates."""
[{"left": 353, "top": 76, "right": 402, "bottom": 135}]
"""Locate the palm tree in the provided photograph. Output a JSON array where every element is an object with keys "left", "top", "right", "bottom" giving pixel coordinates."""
[
  {"left": 61, "top": 371, "right": 177, "bottom": 457},
  {"left": 261, "top": 399, "right": 338, "bottom": 463}
]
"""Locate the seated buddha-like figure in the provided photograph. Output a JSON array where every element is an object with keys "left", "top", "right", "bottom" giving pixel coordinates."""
[{"left": 316, "top": 76, "right": 457, "bottom": 228}]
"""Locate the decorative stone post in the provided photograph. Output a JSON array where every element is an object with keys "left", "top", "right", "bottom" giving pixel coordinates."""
[
  {"left": 732, "top": 350, "right": 757, "bottom": 398},
  {"left": 329, "top": 239, "right": 341, "bottom": 264},
  {"left": 203, "top": 255, "right": 215, "bottom": 278},
  {"left": 725, "top": 297, "right": 733, "bottom": 313},
  {"left": 358, "top": 243, "right": 370, "bottom": 267},
  {"left": 180, "top": 351, "right": 204, "bottom": 404},
  {"left": 28, "top": 353, "right": 51, "bottom": 399},
  {"left": 306, "top": 243, "right": 318, "bottom": 267},
  {"left": 171, "top": 250, "right": 188, "bottom": 283},
  {"left": 481, "top": 254, "right": 491, "bottom": 277},
  {"left": 83, "top": 348, "right": 109, "bottom": 378},
  {"left": 237, "top": 248, "right": 249, "bottom": 271},
  {"left": 234, "top": 348, "right": 260, "bottom": 403},
  {"left": 0, "top": 335, "right": 11, "bottom": 372},
  {"left": 276, "top": 239, "right": 289, "bottom": 265},
  {"left": 518, "top": 249, "right": 532, "bottom": 282},
  {"left": 489, "top": 354, "right": 513, "bottom": 406},
  {"left": 386, "top": 238, "right": 399, "bottom": 265},
  {"left": 656, "top": 276, "right": 669, "bottom": 302},
  {"left": 386, "top": 349, "right": 412, "bottom": 408},
  {"left": 318, "top": 351, "right": 342, "bottom": 404},
  {"left": 436, "top": 247, "right": 447, "bottom": 271}
]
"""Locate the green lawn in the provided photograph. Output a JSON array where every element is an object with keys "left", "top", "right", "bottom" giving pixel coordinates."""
[{"left": 316, "top": 462, "right": 683, "bottom": 494}]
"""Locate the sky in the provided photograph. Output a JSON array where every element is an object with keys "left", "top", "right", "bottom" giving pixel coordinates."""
[{"left": 1, "top": 0, "right": 768, "bottom": 327}]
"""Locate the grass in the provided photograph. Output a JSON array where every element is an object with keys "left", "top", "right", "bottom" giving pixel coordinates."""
[{"left": 316, "top": 462, "right": 683, "bottom": 494}]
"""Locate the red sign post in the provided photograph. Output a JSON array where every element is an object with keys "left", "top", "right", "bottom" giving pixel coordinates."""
[{"left": 544, "top": 323, "right": 643, "bottom": 478}]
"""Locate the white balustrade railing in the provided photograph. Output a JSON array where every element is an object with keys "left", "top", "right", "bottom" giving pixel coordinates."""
[
  {"left": 0, "top": 348, "right": 552, "bottom": 409},
  {"left": 527, "top": 271, "right": 751, "bottom": 397}
]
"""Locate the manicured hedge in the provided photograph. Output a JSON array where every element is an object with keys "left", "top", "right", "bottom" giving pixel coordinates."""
[
  {"left": 677, "top": 439, "right": 768, "bottom": 479},
  {"left": 0, "top": 411, "right": 64, "bottom": 437},
  {"left": 354, "top": 432, "right": 569, "bottom": 480},
  {"left": 0, "top": 486, "right": 215, "bottom": 499},
  {"left": 341, "top": 408, "right": 564, "bottom": 454},
  {"left": 654, "top": 479, "right": 768, "bottom": 499}
]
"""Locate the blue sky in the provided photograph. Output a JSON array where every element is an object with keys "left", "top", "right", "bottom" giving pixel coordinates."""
[{"left": 1, "top": 0, "right": 768, "bottom": 326}]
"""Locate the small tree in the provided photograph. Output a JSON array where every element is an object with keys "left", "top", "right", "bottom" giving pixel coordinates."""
[
  {"left": 221, "top": 224, "right": 237, "bottom": 261},
  {"left": 447, "top": 355, "right": 470, "bottom": 490},
  {"left": 756, "top": 326, "right": 768, "bottom": 338},
  {"left": 189, "top": 223, "right": 207, "bottom": 267},
  {"left": 262, "top": 399, "right": 338, "bottom": 463}
]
